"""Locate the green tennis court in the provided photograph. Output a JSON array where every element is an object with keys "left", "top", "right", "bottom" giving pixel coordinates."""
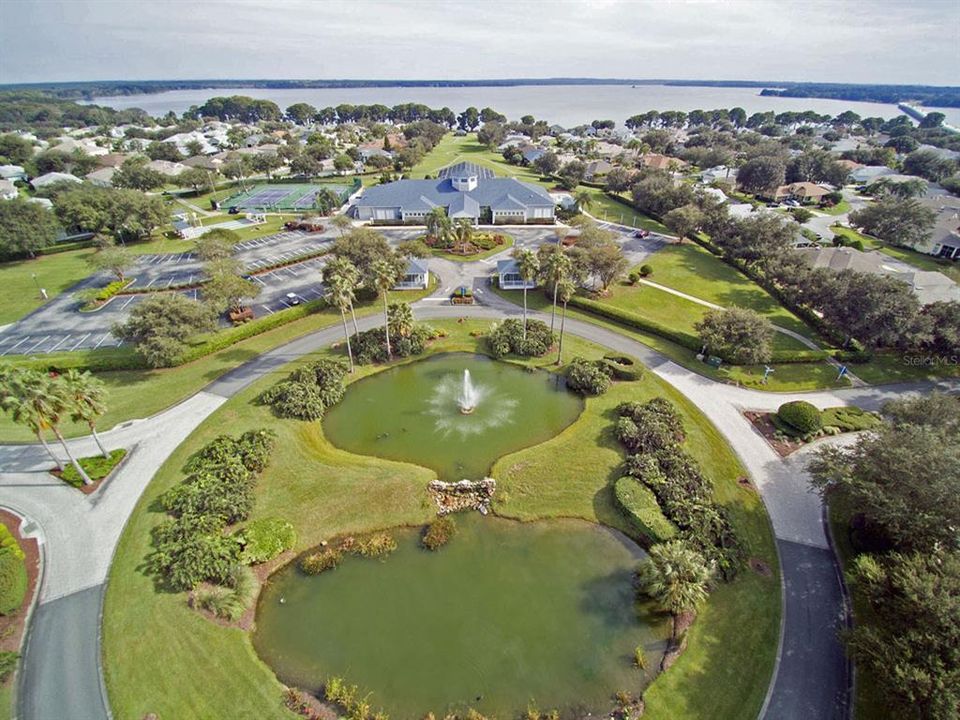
[{"left": 220, "top": 180, "right": 360, "bottom": 211}]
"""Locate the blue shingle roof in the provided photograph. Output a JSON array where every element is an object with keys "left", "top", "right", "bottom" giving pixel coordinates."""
[
  {"left": 437, "top": 161, "right": 494, "bottom": 180},
  {"left": 356, "top": 177, "right": 554, "bottom": 214}
]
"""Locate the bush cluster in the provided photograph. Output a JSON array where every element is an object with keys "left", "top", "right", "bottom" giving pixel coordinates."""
[
  {"left": 777, "top": 400, "right": 823, "bottom": 434},
  {"left": 238, "top": 517, "right": 297, "bottom": 564},
  {"left": 299, "top": 547, "right": 342, "bottom": 575},
  {"left": 422, "top": 516, "right": 456, "bottom": 551},
  {"left": 613, "top": 476, "right": 677, "bottom": 543},
  {"left": 616, "top": 399, "right": 745, "bottom": 579},
  {"left": 195, "top": 565, "right": 259, "bottom": 621},
  {"left": 260, "top": 359, "right": 348, "bottom": 420},
  {"left": 0, "top": 523, "right": 26, "bottom": 615},
  {"left": 352, "top": 324, "right": 431, "bottom": 365},
  {"left": 351, "top": 532, "right": 398, "bottom": 558},
  {"left": 148, "top": 430, "right": 276, "bottom": 591},
  {"left": 487, "top": 318, "right": 555, "bottom": 358},
  {"left": 0, "top": 652, "right": 18, "bottom": 683},
  {"left": 565, "top": 356, "right": 612, "bottom": 396},
  {"left": 602, "top": 355, "right": 644, "bottom": 381}
]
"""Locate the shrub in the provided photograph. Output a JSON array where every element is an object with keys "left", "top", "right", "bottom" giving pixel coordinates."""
[
  {"left": 487, "top": 318, "right": 554, "bottom": 358},
  {"left": 602, "top": 354, "right": 643, "bottom": 381},
  {"left": 59, "top": 448, "right": 127, "bottom": 488},
  {"left": 239, "top": 518, "right": 297, "bottom": 564},
  {"left": 614, "top": 476, "right": 677, "bottom": 544},
  {"left": 820, "top": 406, "right": 881, "bottom": 433},
  {"left": 0, "top": 548, "right": 27, "bottom": 615},
  {"left": 628, "top": 271, "right": 640, "bottom": 285},
  {"left": 352, "top": 324, "right": 431, "bottom": 365},
  {"left": 0, "top": 524, "right": 24, "bottom": 561},
  {"left": 695, "top": 307, "right": 774, "bottom": 365},
  {"left": 260, "top": 359, "right": 348, "bottom": 419},
  {"left": 195, "top": 565, "right": 258, "bottom": 621},
  {"left": 565, "top": 356, "right": 611, "bottom": 396},
  {"left": 617, "top": 398, "right": 685, "bottom": 452},
  {"left": 422, "top": 516, "right": 456, "bottom": 550},
  {"left": 0, "top": 652, "right": 18, "bottom": 682},
  {"left": 778, "top": 400, "right": 823, "bottom": 433},
  {"left": 299, "top": 547, "right": 342, "bottom": 575},
  {"left": 160, "top": 469, "right": 255, "bottom": 524},
  {"left": 639, "top": 264, "right": 653, "bottom": 277},
  {"left": 352, "top": 532, "right": 398, "bottom": 559},
  {"left": 148, "top": 514, "right": 240, "bottom": 591}
]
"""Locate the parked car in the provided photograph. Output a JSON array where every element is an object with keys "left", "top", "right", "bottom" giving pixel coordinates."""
[
  {"left": 285, "top": 292, "right": 301, "bottom": 306},
  {"left": 227, "top": 206, "right": 240, "bottom": 215},
  {"left": 631, "top": 229, "right": 650, "bottom": 238}
]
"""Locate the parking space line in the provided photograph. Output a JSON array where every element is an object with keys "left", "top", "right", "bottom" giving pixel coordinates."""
[
  {"left": 120, "top": 296, "right": 137, "bottom": 310},
  {"left": 48, "top": 335, "right": 72, "bottom": 352},
  {"left": 260, "top": 304, "right": 275, "bottom": 315},
  {"left": 0, "top": 336, "right": 28, "bottom": 356},
  {"left": 94, "top": 333, "right": 112, "bottom": 349},
  {"left": 25, "top": 335, "right": 50, "bottom": 353},
  {"left": 70, "top": 334, "right": 91, "bottom": 350}
]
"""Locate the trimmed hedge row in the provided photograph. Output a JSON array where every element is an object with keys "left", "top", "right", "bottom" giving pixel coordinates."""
[
  {"left": 0, "top": 523, "right": 26, "bottom": 615},
  {"left": 568, "top": 295, "right": 702, "bottom": 351},
  {"left": 613, "top": 476, "right": 677, "bottom": 544}
]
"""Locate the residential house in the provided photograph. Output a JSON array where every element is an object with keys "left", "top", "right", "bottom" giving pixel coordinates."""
[
  {"left": 0, "top": 179, "right": 17, "bottom": 200},
  {"left": 85, "top": 167, "right": 116, "bottom": 187},
  {"left": 353, "top": 161, "right": 555, "bottom": 225},
  {"left": 182, "top": 155, "right": 222, "bottom": 171},
  {"left": 394, "top": 257, "right": 430, "bottom": 290},
  {"left": 640, "top": 153, "right": 687, "bottom": 172},
  {"left": 916, "top": 194, "right": 960, "bottom": 260},
  {"left": 30, "top": 172, "right": 82, "bottom": 189},
  {"left": 773, "top": 182, "right": 830, "bottom": 203},
  {"left": 520, "top": 146, "right": 546, "bottom": 165},
  {"left": 95, "top": 153, "right": 130, "bottom": 168},
  {"left": 835, "top": 159, "right": 864, "bottom": 173},
  {"left": 850, "top": 166, "right": 896, "bottom": 184},
  {"left": 593, "top": 141, "right": 623, "bottom": 158},
  {"left": 700, "top": 165, "right": 738, "bottom": 184},
  {"left": 584, "top": 160, "right": 613, "bottom": 181},
  {"left": 0, "top": 165, "right": 27, "bottom": 182},
  {"left": 49, "top": 137, "right": 108, "bottom": 157},
  {"left": 147, "top": 159, "right": 188, "bottom": 177},
  {"left": 497, "top": 258, "right": 537, "bottom": 289}
]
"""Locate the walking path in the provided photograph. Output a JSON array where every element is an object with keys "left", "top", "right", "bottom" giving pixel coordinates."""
[{"left": 2, "top": 283, "right": 956, "bottom": 720}]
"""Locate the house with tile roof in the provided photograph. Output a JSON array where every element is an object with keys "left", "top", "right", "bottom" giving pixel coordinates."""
[{"left": 353, "top": 162, "right": 555, "bottom": 225}]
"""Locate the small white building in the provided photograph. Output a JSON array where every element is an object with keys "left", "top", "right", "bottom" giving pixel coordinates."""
[
  {"left": 31, "top": 172, "right": 82, "bottom": 189},
  {"left": 85, "top": 167, "right": 116, "bottom": 187},
  {"left": 394, "top": 257, "right": 430, "bottom": 290},
  {"left": 497, "top": 258, "right": 537, "bottom": 289},
  {"left": 0, "top": 165, "right": 27, "bottom": 182}
]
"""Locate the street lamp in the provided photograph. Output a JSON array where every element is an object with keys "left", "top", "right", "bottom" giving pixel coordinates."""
[{"left": 31, "top": 272, "right": 41, "bottom": 296}]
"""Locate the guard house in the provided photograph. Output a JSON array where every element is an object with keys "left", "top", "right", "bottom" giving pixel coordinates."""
[{"left": 497, "top": 258, "right": 537, "bottom": 289}]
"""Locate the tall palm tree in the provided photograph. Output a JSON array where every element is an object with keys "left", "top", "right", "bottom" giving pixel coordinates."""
[
  {"left": 636, "top": 540, "right": 713, "bottom": 639},
  {"left": 451, "top": 218, "right": 474, "bottom": 254},
  {"left": 541, "top": 246, "right": 573, "bottom": 334},
  {"left": 555, "top": 278, "right": 576, "bottom": 365},
  {"left": 387, "top": 302, "right": 415, "bottom": 338},
  {"left": 370, "top": 258, "right": 401, "bottom": 361},
  {"left": 513, "top": 248, "right": 540, "bottom": 340},
  {"left": 323, "top": 273, "right": 356, "bottom": 373},
  {"left": 0, "top": 369, "right": 63, "bottom": 470},
  {"left": 61, "top": 369, "right": 109, "bottom": 458},
  {"left": 573, "top": 189, "right": 593, "bottom": 214},
  {"left": 324, "top": 256, "right": 361, "bottom": 336},
  {"left": 425, "top": 207, "right": 451, "bottom": 244}
]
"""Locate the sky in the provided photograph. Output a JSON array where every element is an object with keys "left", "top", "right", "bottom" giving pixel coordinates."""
[{"left": 0, "top": 0, "right": 958, "bottom": 86}]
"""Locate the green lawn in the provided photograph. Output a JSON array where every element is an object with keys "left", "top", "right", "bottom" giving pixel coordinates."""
[
  {"left": 636, "top": 243, "right": 820, "bottom": 341},
  {"left": 104, "top": 319, "right": 778, "bottom": 720},
  {"left": 818, "top": 199, "right": 851, "bottom": 216},
  {"left": 586, "top": 191, "right": 672, "bottom": 233},
  {"left": 0, "top": 248, "right": 97, "bottom": 325},
  {"left": 0, "top": 284, "right": 434, "bottom": 443},
  {"left": 832, "top": 225, "right": 960, "bottom": 283}
]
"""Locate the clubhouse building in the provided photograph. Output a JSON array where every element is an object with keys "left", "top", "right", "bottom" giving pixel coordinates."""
[{"left": 353, "top": 162, "right": 556, "bottom": 225}]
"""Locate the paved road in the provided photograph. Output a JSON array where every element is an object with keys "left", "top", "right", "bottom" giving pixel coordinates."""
[{"left": 2, "top": 270, "right": 956, "bottom": 720}]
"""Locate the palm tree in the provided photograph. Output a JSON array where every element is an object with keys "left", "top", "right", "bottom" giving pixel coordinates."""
[
  {"left": 324, "top": 256, "right": 361, "bottom": 336},
  {"left": 0, "top": 369, "right": 62, "bottom": 470},
  {"left": 541, "top": 247, "right": 573, "bottom": 334},
  {"left": 555, "top": 278, "right": 576, "bottom": 365},
  {"left": 61, "top": 369, "right": 110, "bottom": 458},
  {"left": 636, "top": 540, "right": 713, "bottom": 639},
  {"left": 513, "top": 248, "right": 540, "bottom": 340},
  {"left": 450, "top": 218, "right": 474, "bottom": 254},
  {"left": 425, "top": 207, "right": 452, "bottom": 245},
  {"left": 573, "top": 189, "right": 593, "bottom": 214},
  {"left": 370, "top": 258, "right": 401, "bottom": 360},
  {"left": 323, "top": 272, "right": 356, "bottom": 373},
  {"left": 329, "top": 214, "right": 352, "bottom": 237}
]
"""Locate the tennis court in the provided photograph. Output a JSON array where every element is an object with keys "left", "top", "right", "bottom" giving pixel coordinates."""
[{"left": 221, "top": 180, "right": 360, "bottom": 211}]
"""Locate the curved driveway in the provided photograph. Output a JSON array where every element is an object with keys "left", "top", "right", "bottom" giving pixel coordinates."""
[{"left": 2, "top": 274, "right": 956, "bottom": 720}]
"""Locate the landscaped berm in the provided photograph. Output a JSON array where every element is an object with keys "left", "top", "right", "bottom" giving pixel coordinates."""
[{"left": 103, "top": 319, "right": 779, "bottom": 720}]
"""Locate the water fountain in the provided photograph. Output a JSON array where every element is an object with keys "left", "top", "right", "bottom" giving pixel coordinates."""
[{"left": 457, "top": 369, "right": 480, "bottom": 414}]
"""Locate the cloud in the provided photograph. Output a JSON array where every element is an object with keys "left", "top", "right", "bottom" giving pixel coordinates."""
[{"left": 0, "top": 0, "right": 957, "bottom": 85}]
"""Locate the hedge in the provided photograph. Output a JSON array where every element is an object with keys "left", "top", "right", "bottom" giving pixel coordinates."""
[
  {"left": 602, "top": 354, "right": 644, "bottom": 381},
  {"left": 769, "top": 348, "right": 832, "bottom": 364},
  {"left": 0, "top": 547, "right": 27, "bottom": 615},
  {"left": 613, "top": 476, "right": 677, "bottom": 544},
  {"left": 777, "top": 400, "right": 823, "bottom": 434},
  {"left": 0, "top": 524, "right": 24, "bottom": 561},
  {"left": 37, "top": 238, "right": 98, "bottom": 255},
  {"left": 567, "top": 295, "right": 702, "bottom": 351}
]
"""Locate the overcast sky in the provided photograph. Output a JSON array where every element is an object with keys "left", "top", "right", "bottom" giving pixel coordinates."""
[{"left": 1, "top": 0, "right": 957, "bottom": 86}]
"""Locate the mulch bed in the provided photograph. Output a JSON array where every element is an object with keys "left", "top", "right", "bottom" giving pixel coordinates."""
[
  {"left": 0, "top": 508, "right": 41, "bottom": 689},
  {"left": 744, "top": 411, "right": 803, "bottom": 458}
]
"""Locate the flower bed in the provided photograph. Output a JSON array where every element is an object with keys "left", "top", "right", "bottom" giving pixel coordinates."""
[
  {"left": 746, "top": 404, "right": 882, "bottom": 457},
  {"left": 54, "top": 447, "right": 128, "bottom": 491}
]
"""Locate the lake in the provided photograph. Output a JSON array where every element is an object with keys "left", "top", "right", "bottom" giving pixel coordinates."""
[{"left": 86, "top": 83, "right": 960, "bottom": 127}]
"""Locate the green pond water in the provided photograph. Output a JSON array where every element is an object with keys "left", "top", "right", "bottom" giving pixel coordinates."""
[
  {"left": 322, "top": 353, "right": 584, "bottom": 480},
  {"left": 254, "top": 515, "right": 669, "bottom": 717}
]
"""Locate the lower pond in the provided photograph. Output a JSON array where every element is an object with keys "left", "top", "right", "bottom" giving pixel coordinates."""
[
  {"left": 322, "top": 353, "right": 584, "bottom": 481},
  {"left": 254, "top": 515, "right": 669, "bottom": 717}
]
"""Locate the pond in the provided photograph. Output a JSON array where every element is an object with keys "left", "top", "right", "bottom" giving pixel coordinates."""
[
  {"left": 323, "top": 353, "right": 584, "bottom": 480},
  {"left": 254, "top": 515, "right": 669, "bottom": 717}
]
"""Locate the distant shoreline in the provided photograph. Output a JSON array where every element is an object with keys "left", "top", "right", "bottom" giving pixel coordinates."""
[{"left": 2, "top": 78, "right": 959, "bottom": 108}]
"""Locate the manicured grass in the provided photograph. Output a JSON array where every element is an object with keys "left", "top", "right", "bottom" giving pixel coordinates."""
[
  {"left": 818, "top": 199, "right": 851, "bottom": 216},
  {"left": 490, "top": 284, "right": 846, "bottom": 391},
  {"left": 637, "top": 243, "right": 819, "bottom": 341},
  {"left": 58, "top": 448, "right": 127, "bottom": 488},
  {"left": 585, "top": 190, "right": 672, "bottom": 233},
  {"left": 430, "top": 233, "right": 514, "bottom": 262},
  {"left": 832, "top": 225, "right": 960, "bottom": 283},
  {"left": 0, "top": 248, "right": 97, "bottom": 325},
  {"left": 0, "top": 285, "right": 435, "bottom": 443},
  {"left": 103, "top": 320, "right": 778, "bottom": 720}
]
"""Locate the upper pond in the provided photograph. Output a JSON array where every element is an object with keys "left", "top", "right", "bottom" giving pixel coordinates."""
[
  {"left": 322, "top": 353, "right": 584, "bottom": 480},
  {"left": 254, "top": 514, "right": 669, "bottom": 717}
]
